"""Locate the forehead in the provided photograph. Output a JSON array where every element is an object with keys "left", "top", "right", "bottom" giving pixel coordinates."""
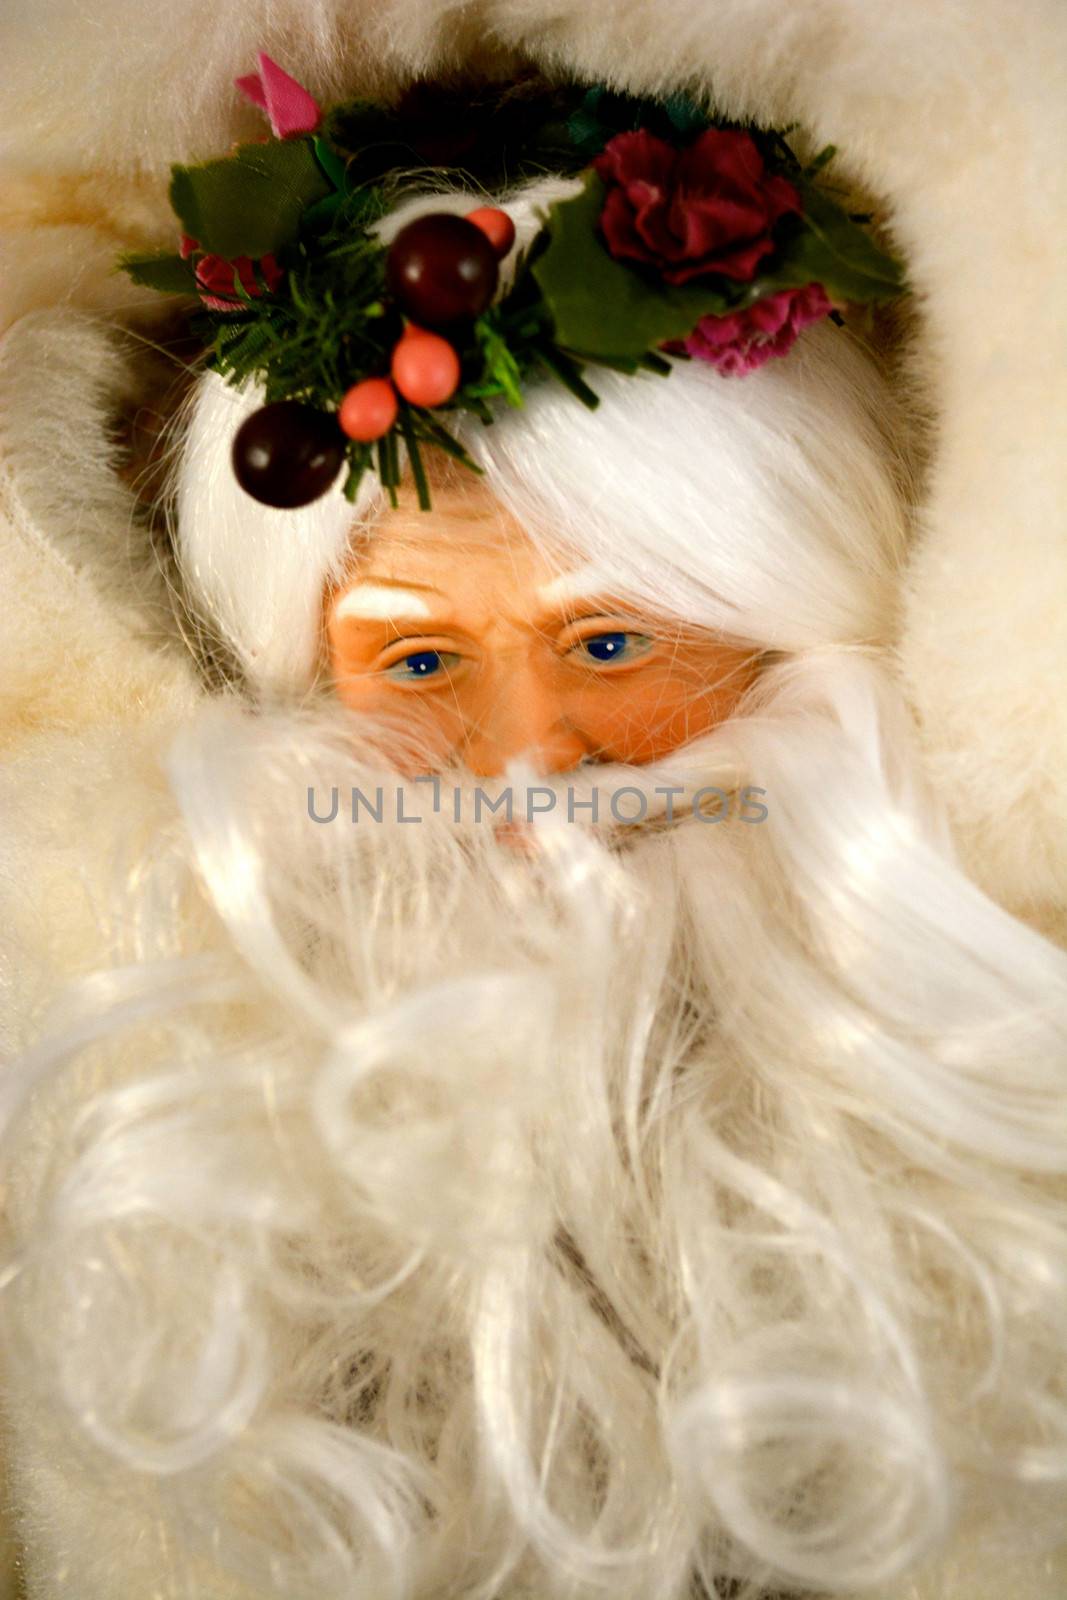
[{"left": 347, "top": 472, "right": 567, "bottom": 588}]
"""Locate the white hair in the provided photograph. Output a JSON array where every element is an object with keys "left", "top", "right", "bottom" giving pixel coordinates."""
[
  {"left": 5, "top": 180, "right": 1067, "bottom": 1600},
  {"left": 176, "top": 180, "right": 906, "bottom": 692}
]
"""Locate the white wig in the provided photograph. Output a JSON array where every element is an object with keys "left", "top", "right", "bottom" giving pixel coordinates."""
[{"left": 5, "top": 181, "right": 1067, "bottom": 1600}]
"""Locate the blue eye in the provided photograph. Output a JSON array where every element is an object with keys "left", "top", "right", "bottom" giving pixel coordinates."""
[
  {"left": 385, "top": 649, "right": 458, "bottom": 680},
  {"left": 576, "top": 631, "right": 653, "bottom": 665}
]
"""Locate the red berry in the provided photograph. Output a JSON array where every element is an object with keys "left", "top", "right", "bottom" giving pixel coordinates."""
[
  {"left": 386, "top": 213, "right": 499, "bottom": 327},
  {"left": 232, "top": 401, "right": 345, "bottom": 508},
  {"left": 338, "top": 378, "right": 398, "bottom": 442},
  {"left": 391, "top": 332, "right": 461, "bottom": 407},
  {"left": 465, "top": 206, "right": 516, "bottom": 259}
]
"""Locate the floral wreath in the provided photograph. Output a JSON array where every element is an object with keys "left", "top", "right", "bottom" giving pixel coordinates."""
[{"left": 122, "top": 55, "right": 906, "bottom": 511}]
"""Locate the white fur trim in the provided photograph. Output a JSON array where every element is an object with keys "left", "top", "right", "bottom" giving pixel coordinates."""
[{"left": 177, "top": 373, "right": 357, "bottom": 692}]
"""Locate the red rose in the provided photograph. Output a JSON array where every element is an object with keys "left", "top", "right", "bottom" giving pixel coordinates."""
[
  {"left": 673, "top": 283, "right": 833, "bottom": 376},
  {"left": 594, "top": 128, "right": 801, "bottom": 285},
  {"left": 179, "top": 236, "right": 283, "bottom": 310}
]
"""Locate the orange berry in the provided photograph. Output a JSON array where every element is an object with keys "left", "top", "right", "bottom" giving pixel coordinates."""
[
  {"left": 465, "top": 206, "right": 516, "bottom": 259},
  {"left": 338, "top": 378, "right": 398, "bottom": 442},
  {"left": 391, "top": 331, "right": 461, "bottom": 407}
]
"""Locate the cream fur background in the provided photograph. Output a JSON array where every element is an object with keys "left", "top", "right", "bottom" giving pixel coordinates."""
[{"left": 1, "top": 2, "right": 1066, "bottom": 1597}]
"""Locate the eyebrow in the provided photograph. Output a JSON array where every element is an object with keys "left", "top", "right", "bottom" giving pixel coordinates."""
[
  {"left": 535, "top": 565, "right": 613, "bottom": 607},
  {"left": 333, "top": 576, "right": 444, "bottom": 622},
  {"left": 345, "top": 575, "right": 444, "bottom": 595}
]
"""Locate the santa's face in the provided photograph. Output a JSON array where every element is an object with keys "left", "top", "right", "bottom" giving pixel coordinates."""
[{"left": 324, "top": 475, "right": 760, "bottom": 777}]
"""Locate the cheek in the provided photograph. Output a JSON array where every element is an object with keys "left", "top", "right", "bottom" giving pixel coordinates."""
[{"left": 565, "top": 658, "right": 753, "bottom": 765}]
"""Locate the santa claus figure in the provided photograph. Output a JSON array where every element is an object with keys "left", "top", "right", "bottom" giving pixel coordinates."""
[{"left": 0, "top": 5, "right": 1064, "bottom": 1600}]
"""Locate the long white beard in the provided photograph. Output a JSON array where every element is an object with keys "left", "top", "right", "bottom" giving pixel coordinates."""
[{"left": 2, "top": 655, "right": 1066, "bottom": 1600}]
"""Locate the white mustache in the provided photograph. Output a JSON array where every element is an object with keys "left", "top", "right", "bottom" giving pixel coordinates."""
[{"left": 305, "top": 734, "right": 746, "bottom": 832}]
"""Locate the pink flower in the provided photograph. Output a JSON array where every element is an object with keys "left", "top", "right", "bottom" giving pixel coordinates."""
[
  {"left": 675, "top": 283, "right": 833, "bottom": 375},
  {"left": 182, "top": 243, "right": 283, "bottom": 311},
  {"left": 235, "top": 52, "right": 321, "bottom": 139},
  {"left": 594, "top": 128, "right": 801, "bottom": 285}
]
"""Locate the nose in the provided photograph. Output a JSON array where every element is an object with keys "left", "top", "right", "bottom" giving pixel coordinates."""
[{"left": 462, "top": 662, "right": 589, "bottom": 777}]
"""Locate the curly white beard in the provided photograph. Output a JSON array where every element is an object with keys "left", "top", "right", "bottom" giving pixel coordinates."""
[{"left": 2, "top": 648, "right": 1066, "bottom": 1600}]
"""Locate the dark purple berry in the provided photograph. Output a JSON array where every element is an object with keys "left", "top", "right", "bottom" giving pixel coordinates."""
[
  {"left": 386, "top": 213, "right": 499, "bottom": 327},
  {"left": 232, "top": 401, "right": 345, "bottom": 509}
]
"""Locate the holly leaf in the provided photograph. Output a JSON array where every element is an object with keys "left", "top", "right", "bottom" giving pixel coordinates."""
[
  {"left": 532, "top": 173, "right": 745, "bottom": 361},
  {"left": 775, "top": 187, "right": 906, "bottom": 302},
  {"left": 564, "top": 86, "right": 711, "bottom": 157},
  {"left": 169, "top": 139, "right": 332, "bottom": 259},
  {"left": 118, "top": 251, "right": 197, "bottom": 293},
  {"left": 662, "top": 92, "right": 713, "bottom": 138}
]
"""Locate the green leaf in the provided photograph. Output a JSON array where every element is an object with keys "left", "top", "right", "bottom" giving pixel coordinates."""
[
  {"left": 418, "top": 415, "right": 482, "bottom": 475},
  {"left": 311, "top": 136, "right": 349, "bottom": 194},
  {"left": 376, "top": 434, "right": 399, "bottom": 507},
  {"left": 532, "top": 173, "right": 742, "bottom": 361},
  {"left": 118, "top": 252, "right": 197, "bottom": 293},
  {"left": 662, "top": 92, "right": 711, "bottom": 137},
  {"left": 397, "top": 405, "right": 431, "bottom": 510},
  {"left": 804, "top": 144, "right": 837, "bottom": 178},
  {"left": 169, "top": 139, "right": 332, "bottom": 259},
  {"left": 343, "top": 442, "right": 373, "bottom": 503},
  {"left": 564, "top": 85, "right": 711, "bottom": 157},
  {"left": 776, "top": 187, "right": 906, "bottom": 302},
  {"left": 212, "top": 322, "right": 274, "bottom": 369},
  {"left": 474, "top": 315, "right": 525, "bottom": 408},
  {"left": 300, "top": 191, "right": 345, "bottom": 231},
  {"left": 535, "top": 346, "right": 601, "bottom": 409},
  {"left": 565, "top": 106, "right": 607, "bottom": 160},
  {"left": 465, "top": 396, "right": 496, "bottom": 425}
]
